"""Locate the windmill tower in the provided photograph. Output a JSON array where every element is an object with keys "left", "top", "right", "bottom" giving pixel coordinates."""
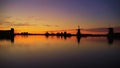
[{"left": 76, "top": 26, "right": 81, "bottom": 36}]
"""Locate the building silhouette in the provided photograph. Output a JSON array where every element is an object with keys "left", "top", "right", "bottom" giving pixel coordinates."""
[
  {"left": 0, "top": 28, "right": 14, "bottom": 43},
  {"left": 108, "top": 28, "right": 114, "bottom": 37},
  {"left": 0, "top": 28, "right": 14, "bottom": 36}
]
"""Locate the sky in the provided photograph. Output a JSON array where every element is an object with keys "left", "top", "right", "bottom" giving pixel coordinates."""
[{"left": 0, "top": 0, "right": 120, "bottom": 33}]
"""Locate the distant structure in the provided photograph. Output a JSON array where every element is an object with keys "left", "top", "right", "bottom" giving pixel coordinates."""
[
  {"left": 64, "top": 31, "right": 67, "bottom": 36},
  {"left": 45, "top": 31, "right": 50, "bottom": 38},
  {"left": 108, "top": 28, "right": 114, "bottom": 37},
  {"left": 0, "top": 28, "right": 14, "bottom": 36},
  {"left": 0, "top": 28, "right": 14, "bottom": 43},
  {"left": 108, "top": 28, "right": 114, "bottom": 35},
  {"left": 45, "top": 32, "right": 49, "bottom": 36},
  {"left": 76, "top": 26, "right": 81, "bottom": 36},
  {"left": 107, "top": 27, "right": 120, "bottom": 40},
  {"left": 107, "top": 28, "right": 114, "bottom": 44},
  {"left": 21, "top": 32, "right": 29, "bottom": 35}
]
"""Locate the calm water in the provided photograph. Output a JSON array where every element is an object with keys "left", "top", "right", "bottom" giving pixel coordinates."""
[{"left": 0, "top": 36, "right": 120, "bottom": 68}]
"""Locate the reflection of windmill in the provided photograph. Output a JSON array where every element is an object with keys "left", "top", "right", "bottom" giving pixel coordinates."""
[
  {"left": 107, "top": 28, "right": 114, "bottom": 45},
  {"left": 76, "top": 26, "right": 81, "bottom": 47},
  {"left": 107, "top": 36, "right": 113, "bottom": 45},
  {"left": 77, "top": 36, "right": 81, "bottom": 44}
]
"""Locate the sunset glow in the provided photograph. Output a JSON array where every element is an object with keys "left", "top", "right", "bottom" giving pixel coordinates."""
[{"left": 0, "top": 0, "right": 120, "bottom": 34}]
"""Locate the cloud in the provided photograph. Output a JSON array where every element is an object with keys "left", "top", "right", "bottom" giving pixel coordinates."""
[
  {"left": 0, "top": 20, "right": 36, "bottom": 26},
  {"left": 43, "top": 25, "right": 51, "bottom": 27},
  {"left": 13, "top": 23, "right": 35, "bottom": 26},
  {"left": 55, "top": 25, "right": 59, "bottom": 27},
  {"left": 3, "top": 16, "right": 12, "bottom": 19},
  {"left": 0, "top": 21, "right": 13, "bottom": 26},
  {"left": 43, "top": 24, "right": 59, "bottom": 27},
  {"left": 4, "top": 22, "right": 10, "bottom": 23},
  {"left": 84, "top": 28, "right": 107, "bottom": 32},
  {"left": 0, "top": 16, "right": 6, "bottom": 25},
  {"left": 114, "top": 26, "right": 120, "bottom": 32},
  {"left": 0, "top": 23, "right": 3, "bottom": 25},
  {"left": 83, "top": 26, "right": 120, "bottom": 33},
  {"left": 0, "top": 26, "right": 10, "bottom": 29},
  {"left": 0, "top": 22, "right": 5, "bottom": 25}
]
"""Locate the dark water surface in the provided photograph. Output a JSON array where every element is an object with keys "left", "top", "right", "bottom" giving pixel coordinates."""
[{"left": 0, "top": 36, "right": 120, "bottom": 68}]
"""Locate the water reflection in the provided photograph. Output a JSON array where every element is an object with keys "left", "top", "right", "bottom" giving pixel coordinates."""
[
  {"left": 0, "top": 35, "right": 120, "bottom": 68},
  {"left": 76, "top": 36, "right": 81, "bottom": 44},
  {"left": 107, "top": 36, "right": 114, "bottom": 45},
  {"left": 0, "top": 36, "right": 14, "bottom": 43},
  {"left": 0, "top": 35, "right": 119, "bottom": 45}
]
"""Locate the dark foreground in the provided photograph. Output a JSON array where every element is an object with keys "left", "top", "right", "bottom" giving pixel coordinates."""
[{"left": 0, "top": 36, "right": 120, "bottom": 68}]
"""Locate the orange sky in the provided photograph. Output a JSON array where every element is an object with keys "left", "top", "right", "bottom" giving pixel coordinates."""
[{"left": 0, "top": 0, "right": 120, "bottom": 34}]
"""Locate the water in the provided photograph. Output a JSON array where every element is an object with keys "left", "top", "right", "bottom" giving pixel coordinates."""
[{"left": 0, "top": 35, "right": 120, "bottom": 68}]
